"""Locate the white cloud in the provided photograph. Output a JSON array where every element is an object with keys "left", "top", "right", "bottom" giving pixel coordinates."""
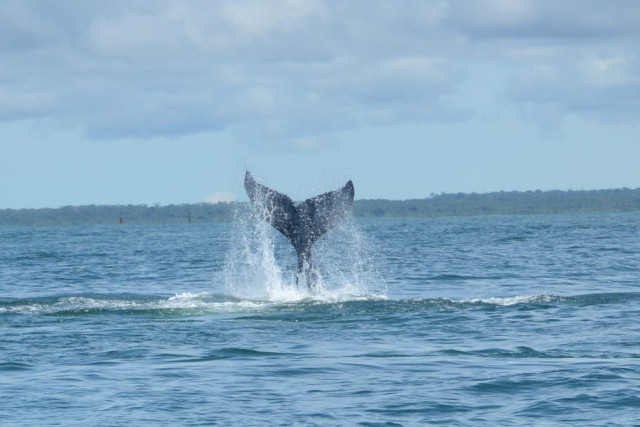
[
  {"left": 291, "top": 136, "right": 334, "bottom": 151},
  {"left": 204, "top": 192, "right": 235, "bottom": 203},
  {"left": 221, "top": 0, "right": 325, "bottom": 36},
  {"left": 1, "top": 0, "right": 639, "bottom": 145},
  {"left": 581, "top": 55, "right": 640, "bottom": 89}
]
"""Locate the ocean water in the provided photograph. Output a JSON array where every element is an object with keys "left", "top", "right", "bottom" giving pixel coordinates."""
[{"left": 1, "top": 213, "right": 639, "bottom": 425}]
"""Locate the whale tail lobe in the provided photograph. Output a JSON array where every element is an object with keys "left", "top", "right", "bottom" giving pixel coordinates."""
[{"left": 244, "top": 171, "right": 354, "bottom": 289}]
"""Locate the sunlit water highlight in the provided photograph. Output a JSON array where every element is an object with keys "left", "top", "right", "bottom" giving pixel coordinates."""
[{"left": 1, "top": 213, "right": 640, "bottom": 425}]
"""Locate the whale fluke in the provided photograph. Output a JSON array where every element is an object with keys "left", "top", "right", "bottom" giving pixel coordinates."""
[{"left": 244, "top": 171, "right": 354, "bottom": 289}]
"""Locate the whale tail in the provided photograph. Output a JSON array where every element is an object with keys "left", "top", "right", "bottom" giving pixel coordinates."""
[{"left": 244, "top": 171, "right": 354, "bottom": 289}]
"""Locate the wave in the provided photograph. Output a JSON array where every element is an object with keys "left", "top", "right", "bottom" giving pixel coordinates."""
[
  {"left": 418, "top": 292, "right": 640, "bottom": 309},
  {"left": 2, "top": 291, "right": 639, "bottom": 316},
  {"left": 0, "top": 293, "right": 270, "bottom": 316}
]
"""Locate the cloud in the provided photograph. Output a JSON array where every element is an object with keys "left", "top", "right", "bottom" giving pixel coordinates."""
[
  {"left": 204, "top": 191, "right": 235, "bottom": 204},
  {"left": 1, "top": 0, "right": 639, "bottom": 146},
  {"left": 439, "top": 1, "right": 640, "bottom": 131}
]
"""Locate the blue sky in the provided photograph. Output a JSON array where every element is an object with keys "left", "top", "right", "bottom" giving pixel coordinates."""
[{"left": 2, "top": 0, "right": 640, "bottom": 208}]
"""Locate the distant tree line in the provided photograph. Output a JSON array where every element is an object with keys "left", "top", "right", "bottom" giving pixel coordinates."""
[
  {"left": 0, "top": 202, "right": 237, "bottom": 226},
  {"left": 353, "top": 188, "right": 640, "bottom": 217},
  {"left": 1, "top": 188, "right": 640, "bottom": 226}
]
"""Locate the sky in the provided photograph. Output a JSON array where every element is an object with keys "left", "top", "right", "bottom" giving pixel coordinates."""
[{"left": 2, "top": 0, "right": 640, "bottom": 209}]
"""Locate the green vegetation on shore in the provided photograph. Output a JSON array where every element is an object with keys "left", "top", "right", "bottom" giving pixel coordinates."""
[
  {"left": 2, "top": 188, "right": 640, "bottom": 226},
  {"left": 354, "top": 188, "right": 640, "bottom": 218}
]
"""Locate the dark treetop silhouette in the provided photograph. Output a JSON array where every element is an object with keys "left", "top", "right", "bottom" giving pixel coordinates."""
[{"left": 244, "top": 171, "right": 355, "bottom": 290}]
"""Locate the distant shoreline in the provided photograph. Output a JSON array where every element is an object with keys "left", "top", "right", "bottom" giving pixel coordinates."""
[{"left": 2, "top": 188, "right": 640, "bottom": 226}]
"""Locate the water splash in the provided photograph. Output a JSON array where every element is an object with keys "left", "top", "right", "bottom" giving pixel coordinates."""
[{"left": 223, "top": 203, "right": 385, "bottom": 302}]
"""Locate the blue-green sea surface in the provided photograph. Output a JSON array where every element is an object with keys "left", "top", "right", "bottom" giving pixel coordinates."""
[{"left": 1, "top": 213, "right": 639, "bottom": 425}]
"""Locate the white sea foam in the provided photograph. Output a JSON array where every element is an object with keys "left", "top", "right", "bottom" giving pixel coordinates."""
[
  {"left": 0, "top": 296, "right": 144, "bottom": 315},
  {"left": 164, "top": 292, "right": 271, "bottom": 312},
  {"left": 1, "top": 293, "right": 273, "bottom": 315},
  {"left": 466, "top": 294, "right": 556, "bottom": 306}
]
